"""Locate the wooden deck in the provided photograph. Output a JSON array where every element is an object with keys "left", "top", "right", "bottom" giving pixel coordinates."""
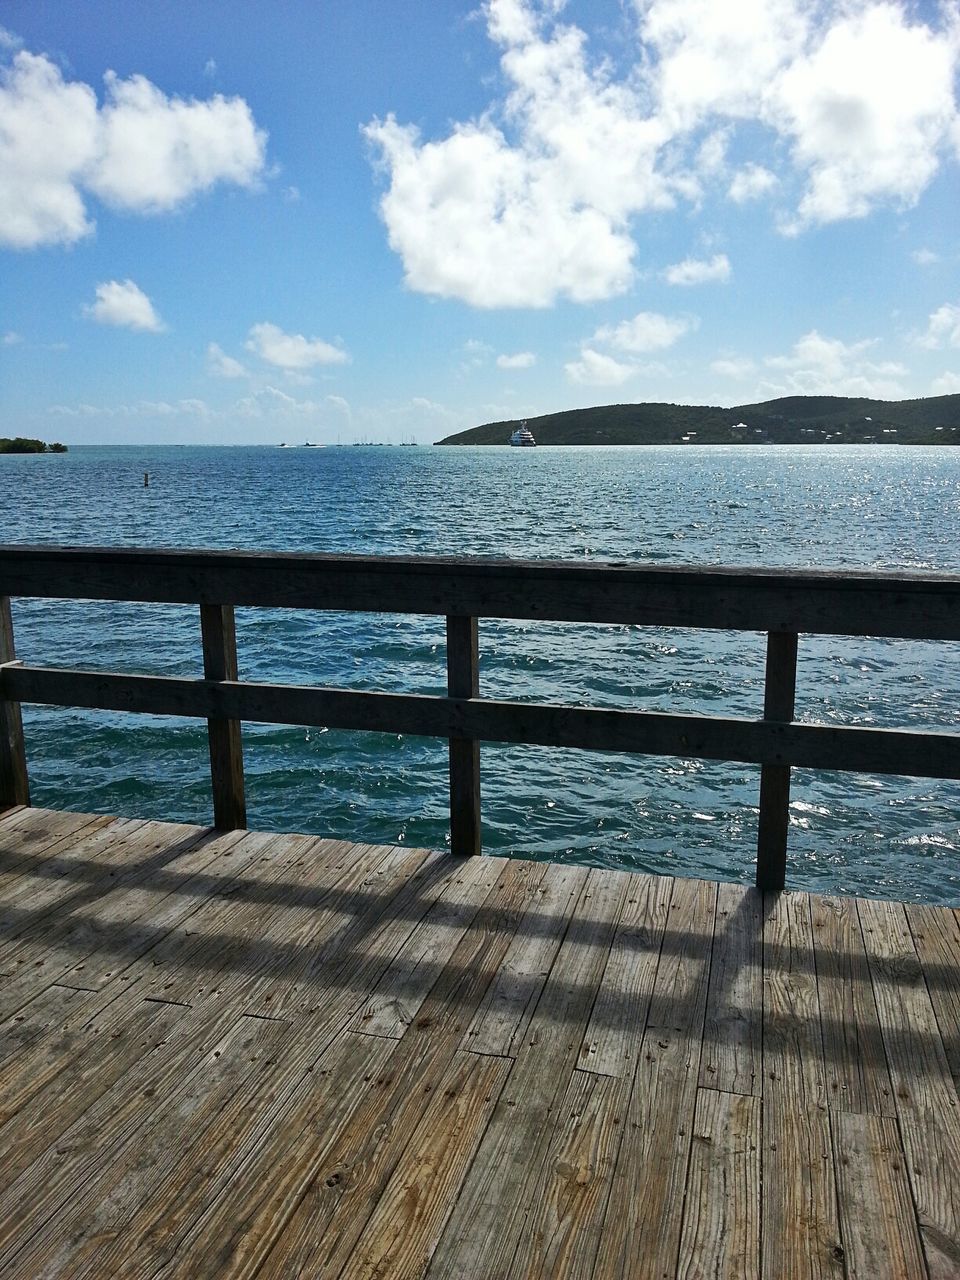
[{"left": 0, "top": 806, "right": 958, "bottom": 1279}]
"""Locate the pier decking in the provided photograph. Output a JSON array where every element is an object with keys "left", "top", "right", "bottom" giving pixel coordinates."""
[{"left": 1, "top": 806, "right": 958, "bottom": 1278}]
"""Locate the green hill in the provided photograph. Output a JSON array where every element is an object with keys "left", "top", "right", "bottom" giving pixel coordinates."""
[{"left": 436, "top": 395, "right": 960, "bottom": 446}]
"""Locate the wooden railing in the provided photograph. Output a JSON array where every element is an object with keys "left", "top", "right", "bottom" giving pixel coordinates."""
[{"left": 1, "top": 545, "right": 959, "bottom": 890}]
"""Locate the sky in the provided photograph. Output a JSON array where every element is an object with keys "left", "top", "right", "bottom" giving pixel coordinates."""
[{"left": 3, "top": 0, "right": 960, "bottom": 445}]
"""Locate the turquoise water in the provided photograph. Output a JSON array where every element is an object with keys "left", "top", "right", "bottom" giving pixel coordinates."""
[{"left": 3, "top": 443, "right": 959, "bottom": 903}]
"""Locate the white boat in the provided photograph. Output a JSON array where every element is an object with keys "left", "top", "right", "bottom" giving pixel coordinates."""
[{"left": 509, "top": 421, "right": 536, "bottom": 447}]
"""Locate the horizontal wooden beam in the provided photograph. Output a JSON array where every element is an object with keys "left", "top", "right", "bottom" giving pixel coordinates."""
[
  {"left": 1, "top": 545, "right": 958, "bottom": 639},
  {"left": 5, "top": 663, "right": 959, "bottom": 781}
]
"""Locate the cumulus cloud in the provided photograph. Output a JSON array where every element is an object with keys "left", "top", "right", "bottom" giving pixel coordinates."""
[
  {"left": 711, "top": 356, "right": 756, "bottom": 378},
  {"left": 206, "top": 341, "right": 247, "bottom": 378},
  {"left": 762, "top": 329, "right": 906, "bottom": 397},
  {"left": 246, "top": 322, "right": 349, "bottom": 369},
  {"left": 365, "top": 0, "right": 960, "bottom": 306},
  {"left": 566, "top": 348, "right": 639, "bottom": 386},
  {"left": 497, "top": 351, "right": 536, "bottom": 369},
  {"left": 911, "top": 248, "right": 940, "bottom": 266},
  {"left": 663, "top": 253, "right": 731, "bottom": 286},
  {"left": 728, "top": 164, "right": 777, "bottom": 202},
  {"left": 932, "top": 371, "right": 960, "bottom": 394},
  {"left": 592, "top": 310, "right": 696, "bottom": 353},
  {"left": 2, "top": 330, "right": 22, "bottom": 345},
  {"left": 0, "top": 46, "right": 266, "bottom": 249},
  {"left": 84, "top": 279, "right": 165, "bottom": 332},
  {"left": 915, "top": 303, "right": 960, "bottom": 349}
]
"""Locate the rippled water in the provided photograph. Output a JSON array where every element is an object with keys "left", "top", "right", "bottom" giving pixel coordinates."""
[{"left": 3, "top": 444, "right": 959, "bottom": 902}]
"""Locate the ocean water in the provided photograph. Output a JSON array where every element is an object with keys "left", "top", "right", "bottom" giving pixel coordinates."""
[{"left": 2, "top": 443, "right": 959, "bottom": 903}]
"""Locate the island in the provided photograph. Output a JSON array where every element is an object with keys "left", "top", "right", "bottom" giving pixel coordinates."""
[
  {"left": 436, "top": 394, "right": 960, "bottom": 446},
  {"left": 0, "top": 437, "right": 67, "bottom": 454}
]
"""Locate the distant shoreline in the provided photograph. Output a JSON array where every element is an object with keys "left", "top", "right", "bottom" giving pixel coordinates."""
[{"left": 436, "top": 393, "right": 960, "bottom": 447}]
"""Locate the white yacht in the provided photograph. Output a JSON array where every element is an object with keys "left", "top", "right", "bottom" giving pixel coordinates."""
[{"left": 509, "top": 421, "right": 536, "bottom": 447}]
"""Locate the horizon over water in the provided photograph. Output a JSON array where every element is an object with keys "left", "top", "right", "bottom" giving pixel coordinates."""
[{"left": 4, "top": 442, "right": 960, "bottom": 904}]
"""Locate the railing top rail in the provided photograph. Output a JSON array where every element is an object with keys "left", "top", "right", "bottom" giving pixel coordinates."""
[{"left": 2, "top": 543, "right": 960, "bottom": 639}]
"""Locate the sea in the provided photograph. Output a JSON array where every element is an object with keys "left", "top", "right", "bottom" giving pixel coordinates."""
[{"left": 3, "top": 443, "right": 959, "bottom": 904}]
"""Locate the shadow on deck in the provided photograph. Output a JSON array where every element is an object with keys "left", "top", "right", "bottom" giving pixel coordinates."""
[{"left": 0, "top": 805, "right": 958, "bottom": 1278}]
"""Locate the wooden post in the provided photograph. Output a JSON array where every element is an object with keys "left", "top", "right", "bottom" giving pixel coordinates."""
[
  {"left": 446, "top": 614, "right": 481, "bottom": 856},
  {"left": 0, "top": 596, "right": 30, "bottom": 811},
  {"left": 200, "top": 604, "right": 246, "bottom": 830},
  {"left": 756, "top": 630, "right": 798, "bottom": 891}
]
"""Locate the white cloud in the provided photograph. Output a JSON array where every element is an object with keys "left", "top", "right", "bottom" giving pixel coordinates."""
[
  {"left": 931, "top": 371, "right": 960, "bottom": 394},
  {"left": 592, "top": 310, "right": 696, "bottom": 353},
  {"left": 565, "top": 347, "right": 638, "bottom": 386},
  {"left": 916, "top": 303, "right": 960, "bottom": 349},
  {"left": 768, "top": 5, "right": 958, "bottom": 231},
  {"left": 762, "top": 329, "right": 906, "bottom": 397},
  {"left": 246, "top": 322, "right": 349, "bottom": 369},
  {"left": 84, "top": 279, "right": 165, "bottom": 332},
  {"left": 911, "top": 248, "right": 940, "bottom": 266},
  {"left": 366, "top": 0, "right": 960, "bottom": 306},
  {"left": 728, "top": 164, "right": 777, "bottom": 202},
  {"left": 663, "top": 253, "right": 731, "bottom": 286},
  {"left": 497, "top": 351, "right": 536, "bottom": 369},
  {"left": 206, "top": 341, "right": 247, "bottom": 378},
  {"left": 2, "top": 330, "right": 22, "bottom": 345},
  {"left": 0, "top": 47, "right": 266, "bottom": 249},
  {"left": 711, "top": 356, "right": 756, "bottom": 378},
  {"left": 203, "top": 59, "right": 217, "bottom": 79}
]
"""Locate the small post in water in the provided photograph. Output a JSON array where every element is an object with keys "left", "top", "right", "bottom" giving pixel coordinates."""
[{"left": 446, "top": 614, "right": 481, "bottom": 856}]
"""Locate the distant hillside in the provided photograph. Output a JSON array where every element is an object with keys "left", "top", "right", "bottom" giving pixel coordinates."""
[{"left": 436, "top": 395, "right": 960, "bottom": 446}]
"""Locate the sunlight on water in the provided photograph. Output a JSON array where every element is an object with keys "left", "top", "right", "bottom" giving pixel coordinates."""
[{"left": 4, "top": 443, "right": 960, "bottom": 902}]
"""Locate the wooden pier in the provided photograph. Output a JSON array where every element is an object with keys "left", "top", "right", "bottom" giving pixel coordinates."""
[
  {"left": 0, "top": 803, "right": 958, "bottom": 1278},
  {"left": 2, "top": 546, "right": 959, "bottom": 1275}
]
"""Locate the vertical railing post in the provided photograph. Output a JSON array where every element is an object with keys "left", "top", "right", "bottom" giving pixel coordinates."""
[
  {"left": 756, "top": 630, "right": 798, "bottom": 891},
  {"left": 0, "top": 597, "right": 30, "bottom": 812},
  {"left": 446, "top": 614, "right": 481, "bottom": 856},
  {"left": 200, "top": 604, "right": 246, "bottom": 830}
]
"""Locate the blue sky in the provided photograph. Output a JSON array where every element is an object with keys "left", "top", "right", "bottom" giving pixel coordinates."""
[{"left": 3, "top": 0, "right": 960, "bottom": 444}]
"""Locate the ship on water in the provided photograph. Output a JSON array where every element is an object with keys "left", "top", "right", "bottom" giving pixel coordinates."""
[{"left": 509, "top": 421, "right": 536, "bottom": 446}]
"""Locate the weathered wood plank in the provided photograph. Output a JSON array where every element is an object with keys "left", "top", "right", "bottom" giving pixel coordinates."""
[
  {"left": 644, "top": 874, "right": 718, "bottom": 1037},
  {"left": 199, "top": 602, "right": 246, "bottom": 830},
  {"left": 677, "top": 1088, "right": 761, "bottom": 1279},
  {"left": 832, "top": 1110, "right": 928, "bottom": 1280},
  {"left": 812, "top": 892, "right": 895, "bottom": 1115},
  {"left": 858, "top": 895, "right": 958, "bottom": 1123},
  {"left": 699, "top": 880, "right": 763, "bottom": 1095},
  {"left": 507, "top": 1068, "right": 629, "bottom": 1280},
  {"left": 763, "top": 889, "right": 826, "bottom": 1110},
  {"left": 351, "top": 852, "right": 500, "bottom": 1038},
  {"left": 3, "top": 543, "right": 959, "bottom": 638},
  {"left": 2, "top": 1012, "right": 293, "bottom": 1280},
  {"left": 447, "top": 614, "right": 480, "bottom": 857},
  {"left": 593, "top": 877, "right": 716, "bottom": 1280},
  {"left": 761, "top": 1099, "right": 844, "bottom": 1279},
  {"left": 905, "top": 901, "right": 960, "bottom": 1094},
  {"left": 899, "top": 1113, "right": 960, "bottom": 1280},
  {"left": 579, "top": 870, "right": 671, "bottom": 1078},
  {"left": 465, "top": 861, "right": 586, "bottom": 1059},
  {"left": 428, "top": 869, "right": 626, "bottom": 1278},
  {"left": 134, "top": 858, "right": 538, "bottom": 1280},
  {"left": 0, "top": 809, "right": 114, "bottom": 894},
  {"left": 10, "top": 662, "right": 960, "bottom": 779},
  {"left": 0, "top": 595, "right": 29, "bottom": 809},
  {"left": 346, "top": 1050, "right": 511, "bottom": 1280}
]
